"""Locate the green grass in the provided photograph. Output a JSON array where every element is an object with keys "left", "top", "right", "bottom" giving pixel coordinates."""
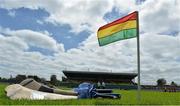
[{"left": 0, "top": 83, "right": 180, "bottom": 105}]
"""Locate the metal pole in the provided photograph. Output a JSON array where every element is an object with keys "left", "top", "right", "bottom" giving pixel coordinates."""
[{"left": 136, "top": 11, "right": 141, "bottom": 101}]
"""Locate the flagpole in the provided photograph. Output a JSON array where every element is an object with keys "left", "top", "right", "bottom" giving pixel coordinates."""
[{"left": 136, "top": 11, "right": 141, "bottom": 101}]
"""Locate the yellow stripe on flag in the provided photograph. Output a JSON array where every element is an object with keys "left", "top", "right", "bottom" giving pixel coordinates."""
[{"left": 98, "top": 20, "right": 137, "bottom": 38}]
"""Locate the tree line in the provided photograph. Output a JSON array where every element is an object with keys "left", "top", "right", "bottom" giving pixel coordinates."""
[
  {"left": 0, "top": 75, "right": 178, "bottom": 86},
  {"left": 0, "top": 74, "right": 60, "bottom": 86}
]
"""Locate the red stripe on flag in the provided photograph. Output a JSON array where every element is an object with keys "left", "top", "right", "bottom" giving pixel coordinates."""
[{"left": 98, "top": 11, "right": 137, "bottom": 31}]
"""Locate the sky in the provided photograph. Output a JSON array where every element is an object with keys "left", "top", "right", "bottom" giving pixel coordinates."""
[{"left": 0, "top": 0, "right": 180, "bottom": 85}]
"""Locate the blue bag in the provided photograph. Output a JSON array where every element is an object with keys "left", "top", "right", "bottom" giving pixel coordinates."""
[
  {"left": 74, "top": 82, "right": 121, "bottom": 99},
  {"left": 74, "top": 82, "right": 96, "bottom": 99}
]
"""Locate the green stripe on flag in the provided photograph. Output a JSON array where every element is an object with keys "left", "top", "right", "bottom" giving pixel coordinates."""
[{"left": 98, "top": 28, "right": 137, "bottom": 46}]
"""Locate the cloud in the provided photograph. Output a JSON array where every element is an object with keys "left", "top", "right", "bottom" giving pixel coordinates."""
[
  {"left": 46, "top": 0, "right": 114, "bottom": 33},
  {"left": 1, "top": 0, "right": 179, "bottom": 34},
  {"left": 0, "top": 31, "right": 64, "bottom": 79},
  {"left": 7, "top": 10, "right": 16, "bottom": 17},
  {"left": 0, "top": 0, "right": 122, "bottom": 33},
  {"left": 0, "top": 34, "right": 28, "bottom": 51},
  {"left": 0, "top": 0, "right": 41, "bottom": 10},
  {"left": 140, "top": 0, "right": 180, "bottom": 33},
  {"left": 36, "top": 20, "right": 44, "bottom": 25},
  {"left": 11, "top": 30, "right": 58, "bottom": 51},
  {"left": 140, "top": 33, "right": 180, "bottom": 84},
  {"left": 0, "top": 30, "right": 180, "bottom": 84},
  {"left": 0, "top": 28, "right": 63, "bottom": 52},
  {"left": 65, "top": 32, "right": 180, "bottom": 84}
]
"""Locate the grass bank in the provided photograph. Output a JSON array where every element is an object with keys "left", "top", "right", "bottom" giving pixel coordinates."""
[{"left": 0, "top": 83, "right": 179, "bottom": 105}]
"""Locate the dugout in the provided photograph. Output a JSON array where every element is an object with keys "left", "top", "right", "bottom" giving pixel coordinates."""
[{"left": 63, "top": 70, "right": 137, "bottom": 84}]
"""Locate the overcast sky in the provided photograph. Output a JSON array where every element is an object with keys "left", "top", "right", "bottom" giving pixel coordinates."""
[{"left": 0, "top": 0, "right": 180, "bottom": 85}]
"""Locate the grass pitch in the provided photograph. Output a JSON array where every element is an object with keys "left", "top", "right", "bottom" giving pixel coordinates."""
[{"left": 0, "top": 83, "right": 180, "bottom": 105}]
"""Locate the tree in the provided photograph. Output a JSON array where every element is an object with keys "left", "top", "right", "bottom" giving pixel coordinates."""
[
  {"left": 157, "top": 78, "right": 166, "bottom": 86},
  {"left": 50, "top": 75, "right": 57, "bottom": 85},
  {"left": 15, "top": 75, "right": 26, "bottom": 83},
  {"left": 171, "top": 81, "right": 177, "bottom": 86},
  {"left": 40, "top": 78, "right": 47, "bottom": 84},
  {"left": 62, "top": 76, "right": 68, "bottom": 82},
  {"left": 27, "top": 75, "right": 41, "bottom": 82}
]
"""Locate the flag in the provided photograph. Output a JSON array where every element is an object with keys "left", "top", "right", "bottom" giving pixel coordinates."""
[{"left": 97, "top": 11, "right": 138, "bottom": 46}]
